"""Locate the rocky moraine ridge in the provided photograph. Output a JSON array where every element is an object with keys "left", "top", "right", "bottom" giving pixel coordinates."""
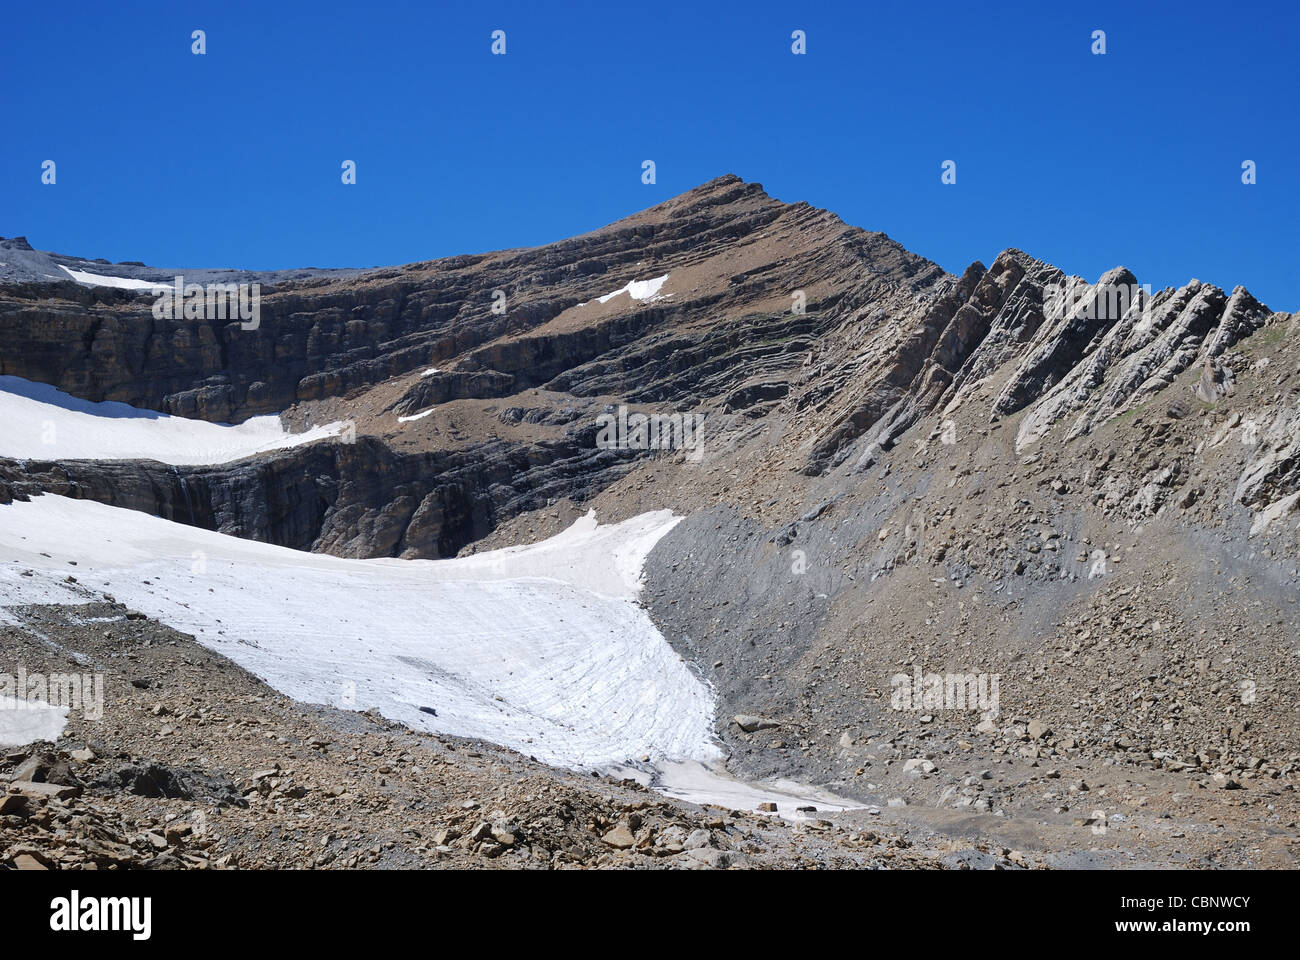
[{"left": 3, "top": 177, "right": 1299, "bottom": 858}]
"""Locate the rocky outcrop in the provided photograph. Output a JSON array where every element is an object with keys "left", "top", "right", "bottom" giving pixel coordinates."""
[
  {"left": 797, "top": 251, "right": 1029, "bottom": 474},
  {"left": 0, "top": 427, "right": 644, "bottom": 559},
  {"left": 1236, "top": 405, "right": 1300, "bottom": 526},
  {"left": 1013, "top": 280, "right": 1280, "bottom": 450},
  {"left": 993, "top": 266, "right": 1140, "bottom": 420},
  {"left": 391, "top": 370, "right": 518, "bottom": 415}
]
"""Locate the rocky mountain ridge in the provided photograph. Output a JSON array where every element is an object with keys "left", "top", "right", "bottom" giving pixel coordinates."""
[
  {"left": 4, "top": 176, "right": 1292, "bottom": 563},
  {"left": 3, "top": 176, "right": 1298, "bottom": 850}
]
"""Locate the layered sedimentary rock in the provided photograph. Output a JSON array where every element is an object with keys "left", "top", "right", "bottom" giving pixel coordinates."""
[
  {"left": 6, "top": 176, "right": 1300, "bottom": 818},
  {"left": 0, "top": 429, "right": 644, "bottom": 559},
  {"left": 1, "top": 175, "right": 1295, "bottom": 563}
]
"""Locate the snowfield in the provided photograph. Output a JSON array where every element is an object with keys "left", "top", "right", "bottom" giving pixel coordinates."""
[
  {"left": 0, "top": 376, "right": 346, "bottom": 465},
  {"left": 0, "top": 496, "right": 721, "bottom": 770}
]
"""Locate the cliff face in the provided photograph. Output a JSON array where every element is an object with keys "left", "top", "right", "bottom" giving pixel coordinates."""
[
  {"left": 0, "top": 176, "right": 952, "bottom": 556},
  {"left": 0, "top": 177, "right": 920, "bottom": 424},
  {"left": 0, "top": 430, "right": 639, "bottom": 560},
  {"left": 1, "top": 175, "right": 1295, "bottom": 566}
]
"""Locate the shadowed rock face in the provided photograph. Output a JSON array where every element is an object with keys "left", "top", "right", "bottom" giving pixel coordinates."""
[
  {"left": 1, "top": 175, "right": 1295, "bottom": 566},
  {"left": 0, "top": 430, "right": 644, "bottom": 560}
]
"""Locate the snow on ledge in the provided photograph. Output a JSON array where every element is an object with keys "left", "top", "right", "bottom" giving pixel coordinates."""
[
  {"left": 58, "top": 265, "right": 170, "bottom": 291},
  {"left": 579, "top": 274, "right": 670, "bottom": 308},
  {"left": 0, "top": 376, "right": 345, "bottom": 465},
  {"left": 598, "top": 273, "right": 669, "bottom": 303},
  {"left": 397, "top": 408, "right": 435, "bottom": 423}
]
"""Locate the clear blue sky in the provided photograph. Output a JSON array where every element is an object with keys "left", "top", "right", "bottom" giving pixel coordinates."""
[{"left": 4, "top": 0, "right": 1298, "bottom": 309}]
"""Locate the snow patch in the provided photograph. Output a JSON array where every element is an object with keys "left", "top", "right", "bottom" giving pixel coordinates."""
[
  {"left": 0, "top": 376, "right": 345, "bottom": 465},
  {"left": 580, "top": 274, "right": 670, "bottom": 308},
  {"left": 0, "top": 696, "right": 70, "bottom": 748},
  {"left": 58, "top": 265, "right": 169, "bottom": 291},
  {"left": 0, "top": 497, "right": 719, "bottom": 770},
  {"left": 597, "top": 273, "right": 669, "bottom": 304},
  {"left": 612, "top": 760, "right": 863, "bottom": 819},
  {"left": 397, "top": 408, "right": 435, "bottom": 423}
]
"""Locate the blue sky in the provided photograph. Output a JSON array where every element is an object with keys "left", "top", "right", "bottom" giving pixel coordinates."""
[{"left": 4, "top": 0, "right": 1298, "bottom": 309}]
